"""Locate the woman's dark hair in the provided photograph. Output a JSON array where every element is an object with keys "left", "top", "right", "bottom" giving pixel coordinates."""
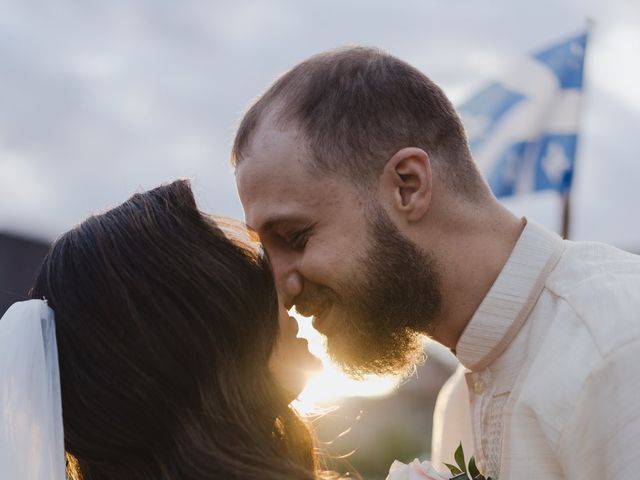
[{"left": 30, "top": 180, "right": 317, "bottom": 479}]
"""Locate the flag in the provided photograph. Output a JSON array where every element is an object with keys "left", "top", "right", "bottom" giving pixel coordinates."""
[{"left": 458, "top": 31, "right": 588, "bottom": 198}]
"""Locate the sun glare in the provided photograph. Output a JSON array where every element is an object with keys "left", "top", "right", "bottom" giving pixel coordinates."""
[{"left": 292, "top": 312, "right": 400, "bottom": 414}]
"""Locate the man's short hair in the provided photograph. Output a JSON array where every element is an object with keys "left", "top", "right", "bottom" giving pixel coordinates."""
[{"left": 232, "top": 46, "right": 489, "bottom": 200}]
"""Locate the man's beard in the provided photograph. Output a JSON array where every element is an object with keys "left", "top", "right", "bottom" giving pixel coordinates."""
[{"left": 297, "top": 206, "right": 442, "bottom": 378}]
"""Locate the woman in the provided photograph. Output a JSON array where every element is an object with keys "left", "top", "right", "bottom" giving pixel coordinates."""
[{"left": 4, "top": 179, "right": 324, "bottom": 479}]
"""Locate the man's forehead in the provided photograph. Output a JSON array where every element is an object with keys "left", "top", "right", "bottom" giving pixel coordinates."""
[
  {"left": 237, "top": 158, "right": 304, "bottom": 197},
  {"left": 236, "top": 157, "right": 324, "bottom": 233},
  {"left": 235, "top": 118, "right": 351, "bottom": 231},
  {"left": 237, "top": 160, "right": 353, "bottom": 238},
  {"left": 236, "top": 118, "right": 307, "bottom": 184}
]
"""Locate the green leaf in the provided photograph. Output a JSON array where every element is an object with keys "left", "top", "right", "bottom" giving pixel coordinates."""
[
  {"left": 468, "top": 456, "right": 480, "bottom": 478},
  {"left": 444, "top": 463, "right": 463, "bottom": 476},
  {"left": 450, "top": 474, "right": 469, "bottom": 480},
  {"left": 454, "top": 443, "right": 467, "bottom": 473}
]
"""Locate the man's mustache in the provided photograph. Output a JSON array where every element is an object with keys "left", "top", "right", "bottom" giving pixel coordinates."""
[{"left": 293, "top": 285, "right": 336, "bottom": 317}]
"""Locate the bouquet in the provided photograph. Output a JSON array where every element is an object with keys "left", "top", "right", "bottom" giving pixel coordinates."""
[{"left": 386, "top": 444, "right": 492, "bottom": 480}]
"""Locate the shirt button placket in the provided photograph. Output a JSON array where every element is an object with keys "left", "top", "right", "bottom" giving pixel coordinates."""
[{"left": 474, "top": 378, "right": 486, "bottom": 395}]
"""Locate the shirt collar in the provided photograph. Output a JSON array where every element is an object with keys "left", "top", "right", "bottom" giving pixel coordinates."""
[{"left": 454, "top": 219, "right": 565, "bottom": 371}]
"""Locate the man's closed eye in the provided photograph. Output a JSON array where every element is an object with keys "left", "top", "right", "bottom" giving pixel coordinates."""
[{"left": 286, "top": 227, "right": 312, "bottom": 250}]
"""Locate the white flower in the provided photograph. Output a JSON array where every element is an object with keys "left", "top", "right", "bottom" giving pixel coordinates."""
[{"left": 386, "top": 459, "right": 450, "bottom": 480}]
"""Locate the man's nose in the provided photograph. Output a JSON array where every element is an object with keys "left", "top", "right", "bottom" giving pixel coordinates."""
[
  {"left": 282, "top": 271, "right": 303, "bottom": 307},
  {"left": 269, "top": 253, "right": 304, "bottom": 308}
]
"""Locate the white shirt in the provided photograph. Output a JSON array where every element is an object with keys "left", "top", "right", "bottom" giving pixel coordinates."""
[{"left": 430, "top": 220, "right": 640, "bottom": 479}]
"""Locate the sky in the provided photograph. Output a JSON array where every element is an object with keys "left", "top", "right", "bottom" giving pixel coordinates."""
[{"left": 1, "top": 0, "right": 639, "bottom": 250}]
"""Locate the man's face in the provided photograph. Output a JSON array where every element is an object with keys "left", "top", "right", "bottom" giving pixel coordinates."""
[{"left": 236, "top": 121, "right": 442, "bottom": 377}]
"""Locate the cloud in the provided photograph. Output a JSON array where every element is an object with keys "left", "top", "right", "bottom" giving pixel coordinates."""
[{"left": 0, "top": 0, "right": 638, "bottom": 248}]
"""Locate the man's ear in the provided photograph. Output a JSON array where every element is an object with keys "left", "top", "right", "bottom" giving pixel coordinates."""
[{"left": 380, "top": 147, "right": 432, "bottom": 222}]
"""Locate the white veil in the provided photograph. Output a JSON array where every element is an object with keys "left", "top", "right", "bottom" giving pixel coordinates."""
[{"left": 0, "top": 299, "right": 65, "bottom": 480}]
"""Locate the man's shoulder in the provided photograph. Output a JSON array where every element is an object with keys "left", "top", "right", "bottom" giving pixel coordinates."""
[
  {"left": 544, "top": 240, "right": 640, "bottom": 356},
  {"left": 552, "top": 239, "right": 640, "bottom": 276}
]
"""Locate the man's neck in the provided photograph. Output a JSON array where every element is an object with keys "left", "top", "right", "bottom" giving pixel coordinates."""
[{"left": 431, "top": 206, "right": 525, "bottom": 351}]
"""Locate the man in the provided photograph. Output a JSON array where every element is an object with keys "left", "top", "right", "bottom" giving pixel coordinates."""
[{"left": 232, "top": 46, "right": 640, "bottom": 479}]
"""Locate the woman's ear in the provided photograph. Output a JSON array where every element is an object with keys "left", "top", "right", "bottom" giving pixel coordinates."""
[{"left": 380, "top": 147, "right": 432, "bottom": 222}]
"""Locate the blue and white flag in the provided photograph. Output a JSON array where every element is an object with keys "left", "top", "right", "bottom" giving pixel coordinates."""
[{"left": 459, "top": 31, "right": 588, "bottom": 197}]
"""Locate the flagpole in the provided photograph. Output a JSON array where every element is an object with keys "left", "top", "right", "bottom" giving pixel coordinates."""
[
  {"left": 563, "top": 19, "right": 594, "bottom": 241},
  {"left": 561, "top": 190, "right": 571, "bottom": 239}
]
